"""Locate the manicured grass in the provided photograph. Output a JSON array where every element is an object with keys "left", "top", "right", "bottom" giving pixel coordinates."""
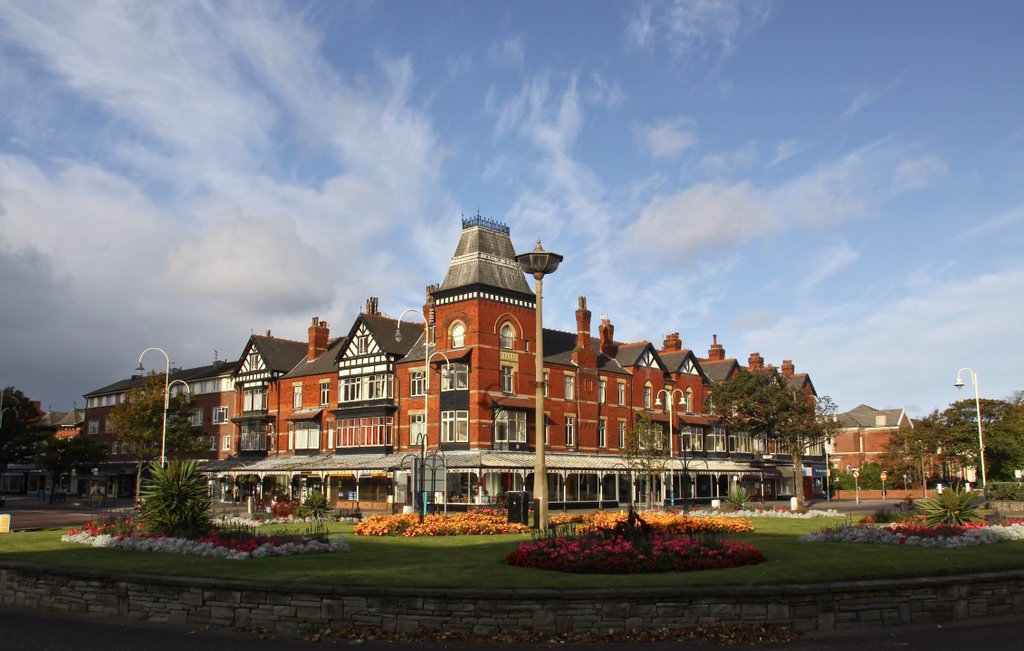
[{"left": 3, "top": 518, "right": 1024, "bottom": 589}]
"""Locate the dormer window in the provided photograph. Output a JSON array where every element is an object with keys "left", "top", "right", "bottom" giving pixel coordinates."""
[{"left": 451, "top": 322, "right": 466, "bottom": 348}]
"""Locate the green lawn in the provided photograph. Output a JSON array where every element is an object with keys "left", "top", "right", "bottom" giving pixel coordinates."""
[{"left": 3, "top": 518, "right": 1024, "bottom": 590}]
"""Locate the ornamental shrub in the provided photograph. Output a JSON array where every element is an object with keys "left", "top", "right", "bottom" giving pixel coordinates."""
[
  {"left": 138, "top": 459, "right": 212, "bottom": 539},
  {"left": 917, "top": 488, "right": 984, "bottom": 527},
  {"left": 987, "top": 482, "right": 1024, "bottom": 501},
  {"left": 723, "top": 486, "right": 753, "bottom": 511}
]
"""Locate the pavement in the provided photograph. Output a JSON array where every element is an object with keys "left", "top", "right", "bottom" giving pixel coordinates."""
[{"left": 0, "top": 493, "right": 898, "bottom": 532}]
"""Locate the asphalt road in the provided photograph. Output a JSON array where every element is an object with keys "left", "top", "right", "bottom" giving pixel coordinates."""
[{"left": 2, "top": 608, "right": 1024, "bottom": 650}]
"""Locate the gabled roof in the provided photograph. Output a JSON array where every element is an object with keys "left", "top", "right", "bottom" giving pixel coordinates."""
[
  {"left": 659, "top": 349, "right": 712, "bottom": 385},
  {"left": 362, "top": 313, "right": 422, "bottom": 357},
  {"left": 700, "top": 359, "right": 741, "bottom": 384},
  {"left": 281, "top": 338, "right": 347, "bottom": 379},
  {"left": 784, "top": 373, "right": 816, "bottom": 398},
  {"left": 837, "top": 404, "right": 913, "bottom": 429},
  {"left": 176, "top": 360, "right": 237, "bottom": 382},
  {"left": 438, "top": 217, "right": 533, "bottom": 296},
  {"left": 57, "top": 408, "right": 85, "bottom": 426},
  {"left": 239, "top": 335, "right": 308, "bottom": 376},
  {"left": 612, "top": 341, "right": 669, "bottom": 374},
  {"left": 539, "top": 329, "right": 629, "bottom": 374}
]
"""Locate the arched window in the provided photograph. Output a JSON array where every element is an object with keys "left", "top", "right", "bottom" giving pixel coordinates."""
[
  {"left": 451, "top": 322, "right": 466, "bottom": 348},
  {"left": 500, "top": 323, "right": 515, "bottom": 349},
  {"left": 643, "top": 382, "right": 653, "bottom": 409}
]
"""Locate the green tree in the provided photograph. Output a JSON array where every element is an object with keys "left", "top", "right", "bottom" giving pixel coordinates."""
[
  {"left": 708, "top": 369, "right": 839, "bottom": 507},
  {"left": 35, "top": 434, "right": 108, "bottom": 503},
  {"left": 0, "top": 386, "right": 47, "bottom": 481},
  {"left": 623, "top": 412, "right": 668, "bottom": 510},
  {"left": 106, "top": 374, "right": 207, "bottom": 503}
]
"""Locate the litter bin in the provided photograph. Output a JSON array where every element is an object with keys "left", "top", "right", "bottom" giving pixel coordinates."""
[{"left": 506, "top": 491, "right": 529, "bottom": 525}]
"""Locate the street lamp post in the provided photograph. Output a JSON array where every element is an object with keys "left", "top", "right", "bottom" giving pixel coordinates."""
[
  {"left": 954, "top": 368, "right": 987, "bottom": 493},
  {"left": 515, "top": 240, "right": 563, "bottom": 531},
  {"left": 654, "top": 388, "right": 684, "bottom": 506},
  {"left": 396, "top": 311, "right": 451, "bottom": 522},
  {"left": 137, "top": 347, "right": 171, "bottom": 466}
]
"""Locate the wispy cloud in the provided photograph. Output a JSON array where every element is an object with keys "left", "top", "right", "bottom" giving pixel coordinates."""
[
  {"left": 635, "top": 116, "right": 699, "bottom": 159},
  {"left": 798, "top": 240, "right": 860, "bottom": 292},
  {"left": 841, "top": 76, "right": 904, "bottom": 119},
  {"left": 627, "top": 0, "right": 773, "bottom": 67},
  {"left": 488, "top": 35, "right": 525, "bottom": 69},
  {"left": 892, "top": 155, "right": 949, "bottom": 192}
]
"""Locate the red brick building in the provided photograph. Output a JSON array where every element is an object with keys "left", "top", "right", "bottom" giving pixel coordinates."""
[{"left": 832, "top": 404, "right": 914, "bottom": 472}]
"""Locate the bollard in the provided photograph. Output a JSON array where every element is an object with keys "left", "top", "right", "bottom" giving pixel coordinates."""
[
  {"left": 790, "top": 496, "right": 799, "bottom": 511},
  {"left": 0, "top": 513, "right": 10, "bottom": 534}
]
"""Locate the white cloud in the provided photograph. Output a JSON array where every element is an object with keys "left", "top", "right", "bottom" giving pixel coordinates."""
[
  {"left": 636, "top": 116, "right": 699, "bottom": 159},
  {"left": 840, "top": 76, "right": 903, "bottom": 120},
  {"left": 488, "top": 36, "right": 525, "bottom": 69},
  {"left": 698, "top": 140, "right": 758, "bottom": 177},
  {"left": 798, "top": 240, "right": 860, "bottom": 292},
  {"left": 892, "top": 155, "right": 950, "bottom": 192},
  {"left": 744, "top": 266, "right": 1024, "bottom": 415},
  {"left": 585, "top": 71, "right": 625, "bottom": 109},
  {"left": 627, "top": 0, "right": 772, "bottom": 66}
]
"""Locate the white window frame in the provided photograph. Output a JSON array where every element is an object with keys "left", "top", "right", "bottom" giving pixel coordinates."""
[
  {"left": 617, "top": 381, "right": 626, "bottom": 406},
  {"left": 190, "top": 408, "right": 203, "bottom": 427},
  {"left": 618, "top": 420, "right": 626, "bottom": 448},
  {"left": 441, "top": 364, "right": 469, "bottom": 391},
  {"left": 598, "top": 379, "right": 606, "bottom": 404},
  {"left": 293, "top": 385, "right": 302, "bottom": 409},
  {"left": 500, "top": 323, "right": 515, "bottom": 349},
  {"left": 213, "top": 406, "right": 229, "bottom": 424},
  {"left": 450, "top": 322, "right": 466, "bottom": 348},
  {"left": 409, "top": 413, "right": 425, "bottom": 446},
  {"left": 441, "top": 409, "right": 469, "bottom": 443},
  {"left": 410, "top": 370, "right": 426, "bottom": 397},
  {"left": 565, "top": 416, "right": 576, "bottom": 447},
  {"left": 564, "top": 374, "right": 576, "bottom": 400},
  {"left": 320, "top": 382, "right": 330, "bottom": 406},
  {"left": 598, "top": 419, "right": 607, "bottom": 448},
  {"left": 495, "top": 411, "right": 526, "bottom": 443},
  {"left": 500, "top": 365, "right": 514, "bottom": 394},
  {"left": 221, "top": 435, "right": 231, "bottom": 451}
]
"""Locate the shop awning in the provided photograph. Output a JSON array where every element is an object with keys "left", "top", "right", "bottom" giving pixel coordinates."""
[{"left": 287, "top": 408, "right": 323, "bottom": 421}]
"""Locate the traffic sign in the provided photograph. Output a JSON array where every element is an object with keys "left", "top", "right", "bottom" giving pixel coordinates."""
[
  {"left": 852, "top": 469, "right": 860, "bottom": 478},
  {"left": 880, "top": 471, "right": 888, "bottom": 481}
]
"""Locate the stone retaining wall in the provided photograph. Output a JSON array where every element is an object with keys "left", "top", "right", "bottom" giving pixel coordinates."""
[{"left": 2, "top": 561, "right": 1024, "bottom": 637}]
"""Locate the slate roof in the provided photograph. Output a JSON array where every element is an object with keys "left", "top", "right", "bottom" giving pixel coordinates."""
[
  {"left": 85, "top": 360, "right": 237, "bottom": 397},
  {"left": 249, "top": 336, "right": 308, "bottom": 374},
  {"left": 438, "top": 220, "right": 533, "bottom": 295},
  {"left": 280, "top": 338, "right": 347, "bottom": 380},
  {"left": 362, "top": 313, "right": 423, "bottom": 357},
  {"left": 700, "top": 359, "right": 740, "bottom": 384},
  {"left": 837, "top": 404, "right": 911, "bottom": 429}
]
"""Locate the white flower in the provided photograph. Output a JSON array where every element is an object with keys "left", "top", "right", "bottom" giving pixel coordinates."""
[{"left": 61, "top": 531, "right": 350, "bottom": 559}]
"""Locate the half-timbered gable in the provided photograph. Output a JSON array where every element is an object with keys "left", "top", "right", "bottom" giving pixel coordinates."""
[
  {"left": 231, "top": 334, "right": 307, "bottom": 456},
  {"left": 333, "top": 300, "right": 421, "bottom": 454}
]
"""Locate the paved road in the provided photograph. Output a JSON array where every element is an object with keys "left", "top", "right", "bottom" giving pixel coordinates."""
[{"left": 1, "top": 607, "right": 1023, "bottom": 650}]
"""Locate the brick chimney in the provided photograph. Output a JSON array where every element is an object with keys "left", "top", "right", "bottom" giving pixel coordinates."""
[
  {"left": 662, "top": 332, "right": 682, "bottom": 352},
  {"left": 573, "top": 296, "right": 596, "bottom": 367},
  {"left": 599, "top": 314, "right": 618, "bottom": 357},
  {"left": 364, "top": 296, "right": 379, "bottom": 315},
  {"left": 707, "top": 334, "right": 725, "bottom": 361},
  {"left": 748, "top": 352, "right": 765, "bottom": 371},
  {"left": 308, "top": 317, "right": 330, "bottom": 361},
  {"left": 781, "top": 359, "right": 795, "bottom": 378}
]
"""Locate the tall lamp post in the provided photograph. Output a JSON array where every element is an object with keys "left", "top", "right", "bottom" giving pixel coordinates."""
[
  {"left": 396, "top": 311, "right": 451, "bottom": 521},
  {"left": 137, "top": 347, "right": 171, "bottom": 467},
  {"left": 654, "top": 388, "right": 684, "bottom": 506},
  {"left": 954, "top": 368, "right": 987, "bottom": 492},
  {"left": 515, "top": 240, "right": 563, "bottom": 530}
]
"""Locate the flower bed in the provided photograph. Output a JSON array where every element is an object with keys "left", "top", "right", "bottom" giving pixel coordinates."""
[
  {"left": 355, "top": 510, "right": 530, "bottom": 537},
  {"left": 62, "top": 517, "right": 350, "bottom": 560},
  {"left": 800, "top": 521, "right": 1024, "bottom": 548},
  {"left": 505, "top": 533, "right": 763, "bottom": 574},
  {"left": 507, "top": 510, "right": 763, "bottom": 574},
  {"left": 549, "top": 510, "right": 755, "bottom": 535},
  {"left": 699, "top": 507, "right": 843, "bottom": 519}
]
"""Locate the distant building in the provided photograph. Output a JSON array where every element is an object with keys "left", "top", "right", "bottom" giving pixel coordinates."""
[{"left": 831, "top": 404, "right": 914, "bottom": 472}]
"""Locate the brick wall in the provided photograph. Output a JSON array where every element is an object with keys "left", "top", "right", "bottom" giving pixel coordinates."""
[{"left": 4, "top": 561, "right": 1024, "bottom": 638}]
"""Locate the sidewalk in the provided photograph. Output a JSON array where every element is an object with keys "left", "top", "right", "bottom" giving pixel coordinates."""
[{"left": 0, "top": 494, "right": 133, "bottom": 532}]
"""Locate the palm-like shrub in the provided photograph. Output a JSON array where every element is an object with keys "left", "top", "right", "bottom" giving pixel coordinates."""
[
  {"left": 138, "top": 460, "right": 212, "bottom": 538},
  {"left": 296, "top": 490, "right": 330, "bottom": 520},
  {"left": 917, "top": 488, "right": 983, "bottom": 527},
  {"left": 724, "top": 485, "right": 753, "bottom": 511}
]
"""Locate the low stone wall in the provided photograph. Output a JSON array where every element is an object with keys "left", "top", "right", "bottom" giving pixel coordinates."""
[{"left": 2, "top": 561, "right": 1024, "bottom": 637}]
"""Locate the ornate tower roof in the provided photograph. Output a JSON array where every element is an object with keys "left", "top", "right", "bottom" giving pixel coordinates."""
[{"left": 438, "top": 215, "right": 533, "bottom": 296}]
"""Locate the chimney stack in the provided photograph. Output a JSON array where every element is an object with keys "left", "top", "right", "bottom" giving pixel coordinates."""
[
  {"left": 308, "top": 317, "right": 330, "bottom": 361},
  {"left": 748, "top": 352, "right": 765, "bottom": 371},
  {"left": 707, "top": 334, "right": 725, "bottom": 361},
  {"left": 573, "top": 296, "right": 596, "bottom": 367},
  {"left": 599, "top": 314, "right": 618, "bottom": 357},
  {"left": 662, "top": 332, "right": 682, "bottom": 352},
  {"left": 364, "top": 296, "right": 380, "bottom": 315},
  {"left": 781, "top": 359, "right": 795, "bottom": 378}
]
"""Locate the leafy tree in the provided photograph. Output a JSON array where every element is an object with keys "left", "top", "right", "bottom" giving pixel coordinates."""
[
  {"left": 623, "top": 412, "right": 668, "bottom": 510},
  {"left": 708, "top": 369, "right": 839, "bottom": 507},
  {"left": 0, "top": 386, "right": 46, "bottom": 480},
  {"left": 35, "top": 434, "right": 108, "bottom": 503},
  {"left": 106, "top": 374, "right": 207, "bottom": 503}
]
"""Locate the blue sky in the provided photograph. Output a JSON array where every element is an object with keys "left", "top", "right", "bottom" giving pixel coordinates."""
[{"left": 1, "top": 0, "right": 1022, "bottom": 417}]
